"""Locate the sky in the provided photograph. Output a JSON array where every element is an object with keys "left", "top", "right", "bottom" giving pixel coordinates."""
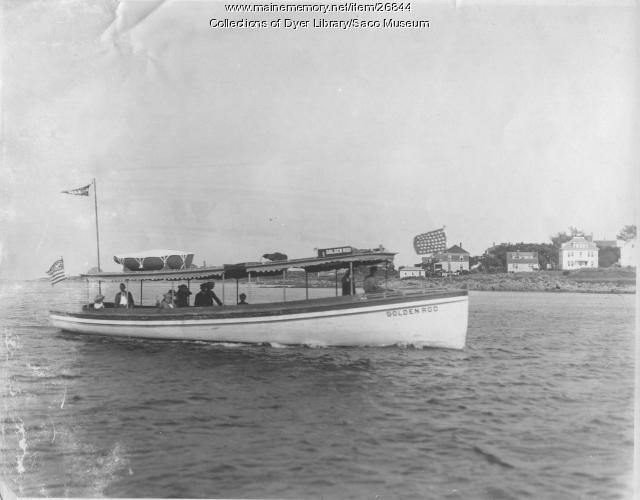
[{"left": 1, "top": 0, "right": 637, "bottom": 279}]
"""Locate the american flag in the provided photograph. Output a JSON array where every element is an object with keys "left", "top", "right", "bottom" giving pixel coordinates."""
[
  {"left": 61, "top": 184, "right": 90, "bottom": 196},
  {"left": 46, "top": 258, "right": 66, "bottom": 285},
  {"left": 413, "top": 228, "right": 447, "bottom": 255}
]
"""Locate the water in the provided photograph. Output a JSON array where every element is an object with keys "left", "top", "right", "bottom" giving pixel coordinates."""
[{"left": 0, "top": 281, "right": 635, "bottom": 499}]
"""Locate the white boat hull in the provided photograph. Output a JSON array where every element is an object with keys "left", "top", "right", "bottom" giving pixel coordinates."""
[{"left": 50, "top": 291, "right": 469, "bottom": 349}]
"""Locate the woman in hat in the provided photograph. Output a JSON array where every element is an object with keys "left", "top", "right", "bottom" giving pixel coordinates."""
[
  {"left": 158, "top": 290, "right": 175, "bottom": 309},
  {"left": 93, "top": 294, "right": 105, "bottom": 310},
  {"left": 175, "top": 284, "right": 192, "bottom": 308}
]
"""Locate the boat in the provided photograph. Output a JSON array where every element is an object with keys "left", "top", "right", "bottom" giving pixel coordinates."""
[{"left": 49, "top": 248, "right": 469, "bottom": 349}]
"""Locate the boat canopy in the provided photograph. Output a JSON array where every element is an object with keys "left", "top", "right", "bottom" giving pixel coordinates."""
[
  {"left": 113, "top": 249, "right": 193, "bottom": 259},
  {"left": 113, "top": 249, "right": 195, "bottom": 271},
  {"left": 82, "top": 250, "right": 397, "bottom": 282}
]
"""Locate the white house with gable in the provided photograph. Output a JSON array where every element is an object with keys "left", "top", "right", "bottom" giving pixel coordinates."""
[
  {"left": 559, "top": 236, "right": 599, "bottom": 270},
  {"left": 507, "top": 252, "right": 539, "bottom": 272}
]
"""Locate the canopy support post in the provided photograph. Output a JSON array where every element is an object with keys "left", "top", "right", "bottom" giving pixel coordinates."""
[
  {"left": 335, "top": 269, "right": 338, "bottom": 296},
  {"left": 222, "top": 272, "right": 225, "bottom": 304},
  {"left": 236, "top": 278, "right": 239, "bottom": 305},
  {"left": 248, "top": 271, "right": 252, "bottom": 303},
  {"left": 385, "top": 261, "right": 388, "bottom": 288},
  {"left": 140, "top": 280, "right": 143, "bottom": 306},
  {"left": 305, "top": 271, "right": 309, "bottom": 300},
  {"left": 350, "top": 262, "right": 354, "bottom": 295},
  {"left": 283, "top": 270, "right": 287, "bottom": 302}
]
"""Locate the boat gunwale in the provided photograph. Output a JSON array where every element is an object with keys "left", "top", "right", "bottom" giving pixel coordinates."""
[{"left": 51, "top": 289, "right": 468, "bottom": 321}]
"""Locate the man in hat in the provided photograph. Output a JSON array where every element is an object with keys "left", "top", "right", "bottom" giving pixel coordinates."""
[
  {"left": 194, "top": 283, "right": 211, "bottom": 306},
  {"left": 115, "top": 283, "right": 135, "bottom": 308},
  {"left": 194, "top": 282, "right": 223, "bottom": 306}
]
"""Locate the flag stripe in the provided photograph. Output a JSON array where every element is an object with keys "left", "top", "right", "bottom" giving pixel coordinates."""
[{"left": 46, "top": 258, "right": 66, "bottom": 285}]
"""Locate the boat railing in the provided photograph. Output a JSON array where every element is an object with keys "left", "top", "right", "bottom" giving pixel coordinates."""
[{"left": 359, "top": 288, "right": 458, "bottom": 300}]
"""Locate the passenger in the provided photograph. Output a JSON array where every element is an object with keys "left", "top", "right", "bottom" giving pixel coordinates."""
[
  {"left": 175, "top": 284, "right": 191, "bottom": 308},
  {"left": 194, "top": 283, "right": 212, "bottom": 307},
  {"left": 115, "top": 283, "right": 135, "bottom": 308},
  {"left": 206, "top": 282, "right": 223, "bottom": 306},
  {"left": 93, "top": 294, "right": 105, "bottom": 310},
  {"left": 238, "top": 293, "right": 248, "bottom": 305},
  {"left": 158, "top": 291, "right": 175, "bottom": 309},
  {"left": 362, "top": 266, "right": 389, "bottom": 294},
  {"left": 341, "top": 269, "right": 355, "bottom": 296}
]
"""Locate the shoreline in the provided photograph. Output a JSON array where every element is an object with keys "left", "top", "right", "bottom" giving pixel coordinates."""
[{"left": 282, "top": 269, "right": 637, "bottom": 295}]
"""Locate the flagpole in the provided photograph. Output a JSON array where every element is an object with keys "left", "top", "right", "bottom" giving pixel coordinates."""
[{"left": 92, "top": 178, "right": 101, "bottom": 272}]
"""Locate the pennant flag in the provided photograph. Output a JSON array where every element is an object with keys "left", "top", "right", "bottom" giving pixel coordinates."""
[
  {"left": 46, "top": 258, "right": 66, "bottom": 285},
  {"left": 413, "top": 228, "right": 447, "bottom": 255},
  {"left": 61, "top": 184, "right": 91, "bottom": 196}
]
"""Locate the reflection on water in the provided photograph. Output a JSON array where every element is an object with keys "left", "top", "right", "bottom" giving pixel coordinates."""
[{"left": 0, "top": 281, "right": 635, "bottom": 499}]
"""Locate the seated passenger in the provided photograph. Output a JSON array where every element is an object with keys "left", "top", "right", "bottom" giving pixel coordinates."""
[
  {"left": 194, "top": 283, "right": 212, "bottom": 307},
  {"left": 175, "top": 284, "right": 191, "bottom": 307},
  {"left": 362, "top": 266, "right": 390, "bottom": 294},
  {"left": 341, "top": 269, "right": 355, "bottom": 296},
  {"left": 238, "top": 293, "right": 248, "bottom": 305},
  {"left": 93, "top": 294, "right": 105, "bottom": 310},
  {"left": 158, "top": 291, "right": 175, "bottom": 309},
  {"left": 115, "top": 283, "right": 135, "bottom": 308}
]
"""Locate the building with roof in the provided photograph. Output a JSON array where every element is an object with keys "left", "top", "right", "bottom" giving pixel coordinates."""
[
  {"left": 559, "top": 236, "right": 599, "bottom": 270},
  {"left": 432, "top": 244, "right": 470, "bottom": 274},
  {"left": 506, "top": 251, "right": 539, "bottom": 272},
  {"left": 399, "top": 266, "right": 426, "bottom": 279},
  {"left": 619, "top": 239, "right": 637, "bottom": 267}
]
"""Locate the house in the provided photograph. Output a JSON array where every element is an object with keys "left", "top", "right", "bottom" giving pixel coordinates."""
[
  {"left": 506, "top": 251, "right": 539, "bottom": 272},
  {"left": 559, "top": 236, "right": 599, "bottom": 270},
  {"left": 432, "top": 244, "right": 470, "bottom": 274},
  {"left": 619, "top": 239, "right": 637, "bottom": 267},
  {"left": 399, "top": 267, "right": 425, "bottom": 279}
]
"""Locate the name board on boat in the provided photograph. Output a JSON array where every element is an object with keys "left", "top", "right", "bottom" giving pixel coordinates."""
[{"left": 317, "top": 246, "right": 353, "bottom": 258}]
